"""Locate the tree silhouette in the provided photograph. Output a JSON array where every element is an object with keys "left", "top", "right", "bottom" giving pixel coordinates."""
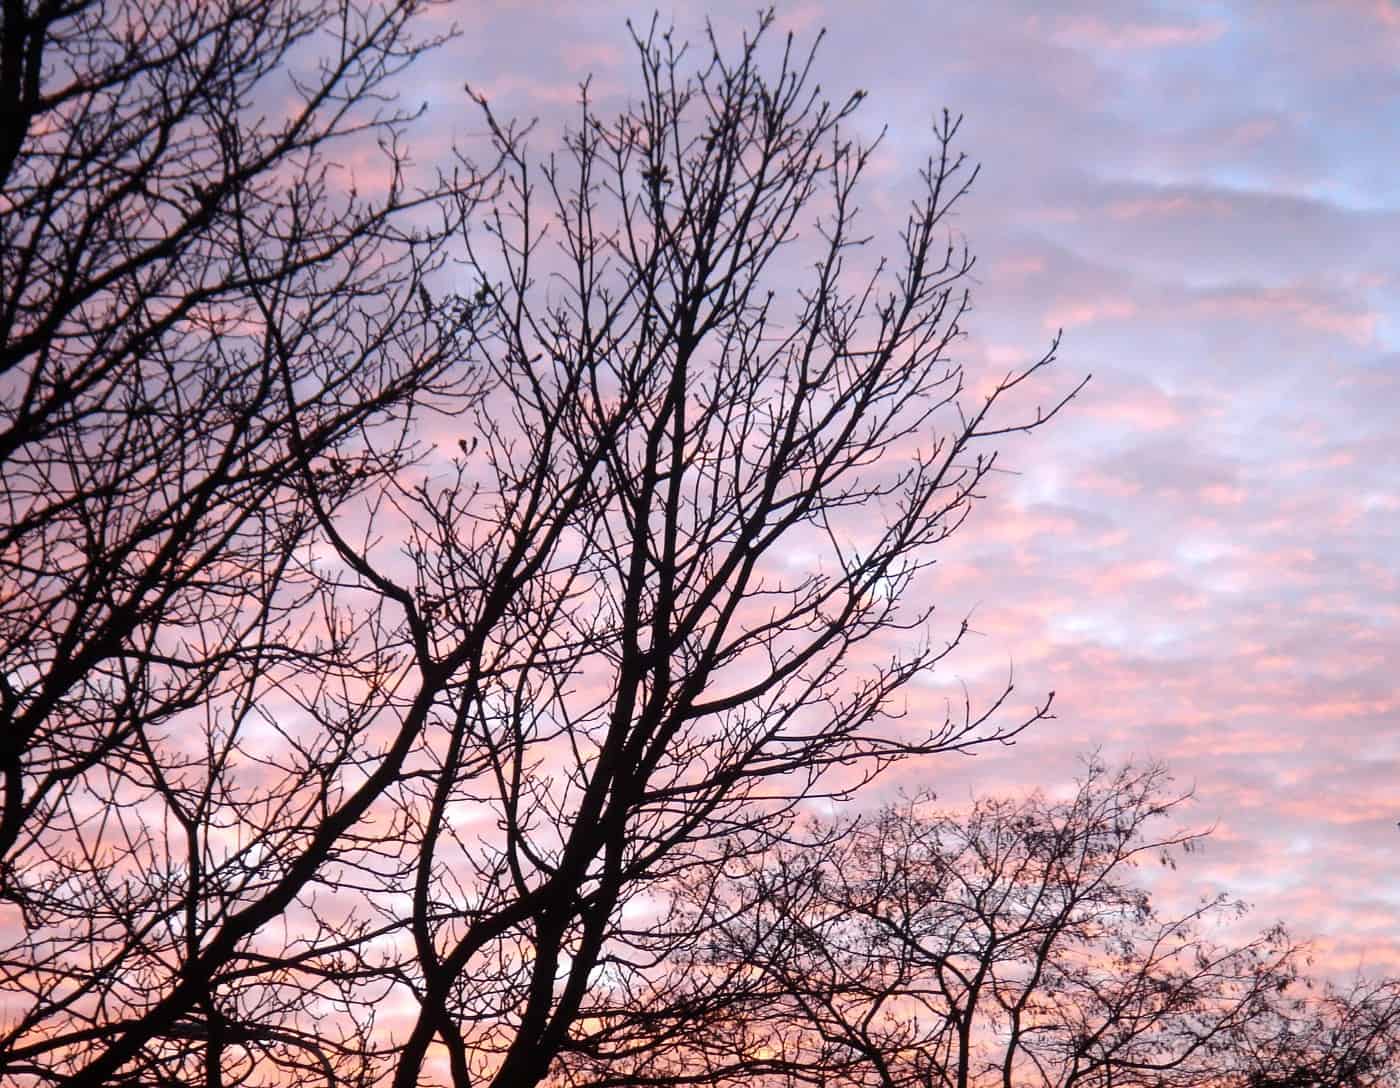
[
  {"left": 1, "top": 1, "right": 490, "bottom": 1083},
  {"left": 704, "top": 759, "right": 1400, "bottom": 1088},
  {"left": 0, "top": 6, "right": 1081, "bottom": 1086},
  {"left": 1242, "top": 977, "right": 1400, "bottom": 1088}
]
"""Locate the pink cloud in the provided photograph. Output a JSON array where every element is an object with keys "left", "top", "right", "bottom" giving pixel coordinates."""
[
  {"left": 1107, "top": 193, "right": 1237, "bottom": 220},
  {"left": 1039, "top": 13, "right": 1229, "bottom": 51},
  {"left": 1355, "top": 0, "right": 1400, "bottom": 28},
  {"left": 1193, "top": 286, "right": 1379, "bottom": 345},
  {"left": 1050, "top": 298, "right": 1138, "bottom": 330}
]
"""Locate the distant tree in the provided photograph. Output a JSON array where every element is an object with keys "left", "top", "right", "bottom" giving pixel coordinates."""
[
  {"left": 1242, "top": 977, "right": 1400, "bottom": 1088},
  {"left": 704, "top": 760, "right": 1400, "bottom": 1088},
  {"left": 0, "top": 7, "right": 1076, "bottom": 1087}
]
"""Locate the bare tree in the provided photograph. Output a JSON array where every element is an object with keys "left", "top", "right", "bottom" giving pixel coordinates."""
[
  {"left": 1, "top": 1, "right": 490, "bottom": 1083},
  {"left": 373, "top": 15, "right": 1084, "bottom": 1087},
  {"left": 714, "top": 760, "right": 1399, "bottom": 1088},
  {"left": 1, "top": 7, "right": 1078, "bottom": 1086}
]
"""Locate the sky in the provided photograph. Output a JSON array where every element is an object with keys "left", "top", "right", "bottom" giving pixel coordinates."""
[{"left": 403, "top": 0, "right": 1399, "bottom": 977}]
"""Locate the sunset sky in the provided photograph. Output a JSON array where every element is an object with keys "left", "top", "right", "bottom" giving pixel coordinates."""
[{"left": 411, "top": 0, "right": 1399, "bottom": 976}]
